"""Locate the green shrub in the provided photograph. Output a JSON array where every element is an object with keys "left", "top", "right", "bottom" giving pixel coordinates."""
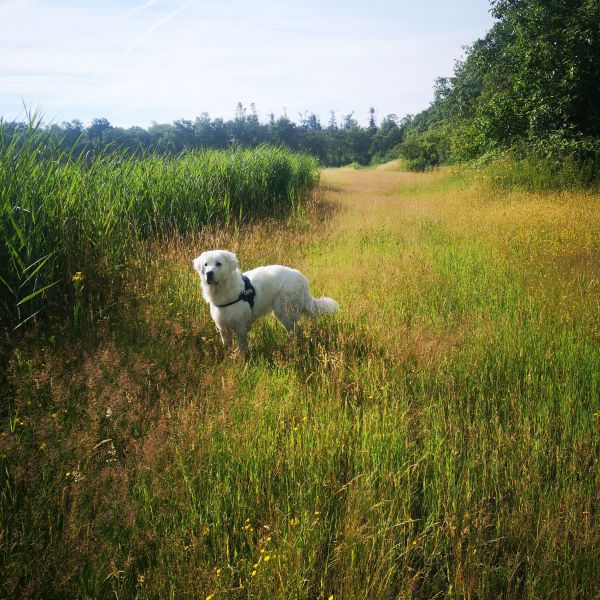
[
  {"left": 398, "top": 126, "right": 452, "bottom": 171},
  {"left": 480, "top": 134, "right": 600, "bottom": 191}
]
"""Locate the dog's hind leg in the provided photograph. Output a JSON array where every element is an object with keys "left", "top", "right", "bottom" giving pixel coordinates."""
[
  {"left": 275, "top": 309, "right": 302, "bottom": 336},
  {"left": 274, "top": 296, "right": 304, "bottom": 337}
]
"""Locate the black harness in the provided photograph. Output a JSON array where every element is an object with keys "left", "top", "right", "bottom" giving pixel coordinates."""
[{"left": 216, "top": 275, "right": 256, "bottom": 309}]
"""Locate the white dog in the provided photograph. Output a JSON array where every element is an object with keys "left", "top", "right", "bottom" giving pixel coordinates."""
[{"left": 193, "top": 250, "right": 338, "bottom": 357}]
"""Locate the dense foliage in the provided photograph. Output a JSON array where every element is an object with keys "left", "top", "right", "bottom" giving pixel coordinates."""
[
  {"left": 0, "top": 123, "right": 319, "bottom": 330},
  {"left": 399, "top": 0, "right": 600, "bottom": 184}
]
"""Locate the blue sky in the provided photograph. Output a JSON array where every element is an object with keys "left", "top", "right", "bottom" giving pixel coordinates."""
[{"left": 1, "top": 0, "right": 496, "bottom": 127}]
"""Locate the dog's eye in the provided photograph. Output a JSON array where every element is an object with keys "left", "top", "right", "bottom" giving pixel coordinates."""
[
  {"left": 204, "top": 263, "right": 208, "bottom": 267},
  {"left": 216, "top": 262, "right": 222, "bottom": 267}
]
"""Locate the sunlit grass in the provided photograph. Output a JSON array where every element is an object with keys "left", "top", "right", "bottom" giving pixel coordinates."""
[{"left": 1, "top": 162, "right": 599, "bottom": 598}]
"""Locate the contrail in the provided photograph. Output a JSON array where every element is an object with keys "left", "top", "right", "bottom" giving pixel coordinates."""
[
  {"left": 122, "top": 0, "right": 162, "bottom": 18},
  {"left": 122, "top": 2, "right": 190, "bottom": 56}
]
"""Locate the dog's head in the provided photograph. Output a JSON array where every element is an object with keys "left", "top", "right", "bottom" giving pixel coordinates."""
[{"left": 192, "top": 250, "right": 239, "bottom": 287}]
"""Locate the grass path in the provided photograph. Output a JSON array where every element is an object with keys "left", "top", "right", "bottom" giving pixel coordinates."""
[{"left": 3, "top": 164, "right": 599, "bottom": 599}]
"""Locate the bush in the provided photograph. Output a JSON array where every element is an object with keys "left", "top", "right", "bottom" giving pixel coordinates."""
[
  {"left": 398, "top": 126, "right": 452, "bottom": 171},
  {"left": 480, "top": 134, "right": 600, "bottom": 191}
]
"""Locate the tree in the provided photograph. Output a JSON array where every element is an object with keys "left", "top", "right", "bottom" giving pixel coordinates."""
[
  {"left": 87, "top": 117, "right": 111, "bottom": 145},
  {"left": 368, "top": 107, "right": 377, "bottom": 130}
]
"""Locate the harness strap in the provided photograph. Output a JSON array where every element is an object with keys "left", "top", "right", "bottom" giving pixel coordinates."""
[{"left": 216, "top": 275, "right": 256, "bottom": 309}]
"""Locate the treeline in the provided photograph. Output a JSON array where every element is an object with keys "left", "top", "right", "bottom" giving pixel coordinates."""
[
  {"left": 1, "top": 105, "right": 410, "bottom": 168},
  {"left": 399, "top": 0, "right": 600, "bottom": 186}
]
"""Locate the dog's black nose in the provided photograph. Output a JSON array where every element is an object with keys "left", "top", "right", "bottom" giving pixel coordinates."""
[{"left": 206, "top": 271, "right": 214, "bottom": 283}]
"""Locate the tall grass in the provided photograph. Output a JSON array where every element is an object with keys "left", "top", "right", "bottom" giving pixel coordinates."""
[{"left": 0, "top": 121, "right": 319, "bottom": 329}]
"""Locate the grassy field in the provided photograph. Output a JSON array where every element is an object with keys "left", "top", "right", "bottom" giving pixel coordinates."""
[{"left": 2, "top": 161, "right": 599, "bottom": 598}]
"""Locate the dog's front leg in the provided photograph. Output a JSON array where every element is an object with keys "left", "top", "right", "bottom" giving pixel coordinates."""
[
  {"left": 219, "top": 327, "right": 233, "bottom": 350},
  {"left": 236, "top": 329, "right": 249, "bottom": 359}
]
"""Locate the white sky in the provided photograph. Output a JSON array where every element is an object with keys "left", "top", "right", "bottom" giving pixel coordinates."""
[{"left": 1, "top": 0, "right": 496, "bottom": 127}]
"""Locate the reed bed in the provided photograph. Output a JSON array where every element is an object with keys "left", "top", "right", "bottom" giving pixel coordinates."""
[{"left": 0, "top": 123, "right": 319, "bottom": 329}]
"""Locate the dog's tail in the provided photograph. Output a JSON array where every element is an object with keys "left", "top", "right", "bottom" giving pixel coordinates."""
[{"left": 310, "top": 296, "right": 339, "bottom": 315}]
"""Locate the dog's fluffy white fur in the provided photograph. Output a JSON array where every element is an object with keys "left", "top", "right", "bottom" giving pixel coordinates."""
[{"left": 193, "top": 250, "right": 338, "bottom": 357}]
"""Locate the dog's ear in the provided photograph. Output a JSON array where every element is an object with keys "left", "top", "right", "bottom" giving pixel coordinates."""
[
  {"left": 193, "top": 253, "right": 206, "bottom": 275},
  {"left": 224, "top": 251, "right": 239, "bottom": 271}
]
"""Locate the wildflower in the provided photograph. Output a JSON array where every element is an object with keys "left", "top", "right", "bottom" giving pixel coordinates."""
[
  {"left": 289, "top": 517, "right": 300, "bottom": 527},
  {"left": 265, "top": 536, "right": 272, "bottom": 542},
  {"left": 206, "top": 595, "right": 214, "bottom": 600},
  {"left": 40, "top": 442, "right": 47, "bottom": 450},
  {"left": 328, "top": 596, "right": 334, "bottom": 600},
  {"left": 66, "top": 472, "right": 71, "bottom": 478},
  {"left": 251, "top": 570, "right": 257, "bottom": 577},
  {"left": 264, "top": 555, "right": 271, "bottom": 562},
  {"left": 314, "top": 511, "right": 320, "bottom": 516},
  {"left": 72, "top": 271, "right": 84, "bottom": 283},
  {"left": 215, "top": 568, "right": 221, "bottom": 575}
]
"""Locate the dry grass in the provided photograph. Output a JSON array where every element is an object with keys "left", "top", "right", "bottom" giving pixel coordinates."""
[{"left": 2, "top": 164, "right": 599, "bottom": 599}]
